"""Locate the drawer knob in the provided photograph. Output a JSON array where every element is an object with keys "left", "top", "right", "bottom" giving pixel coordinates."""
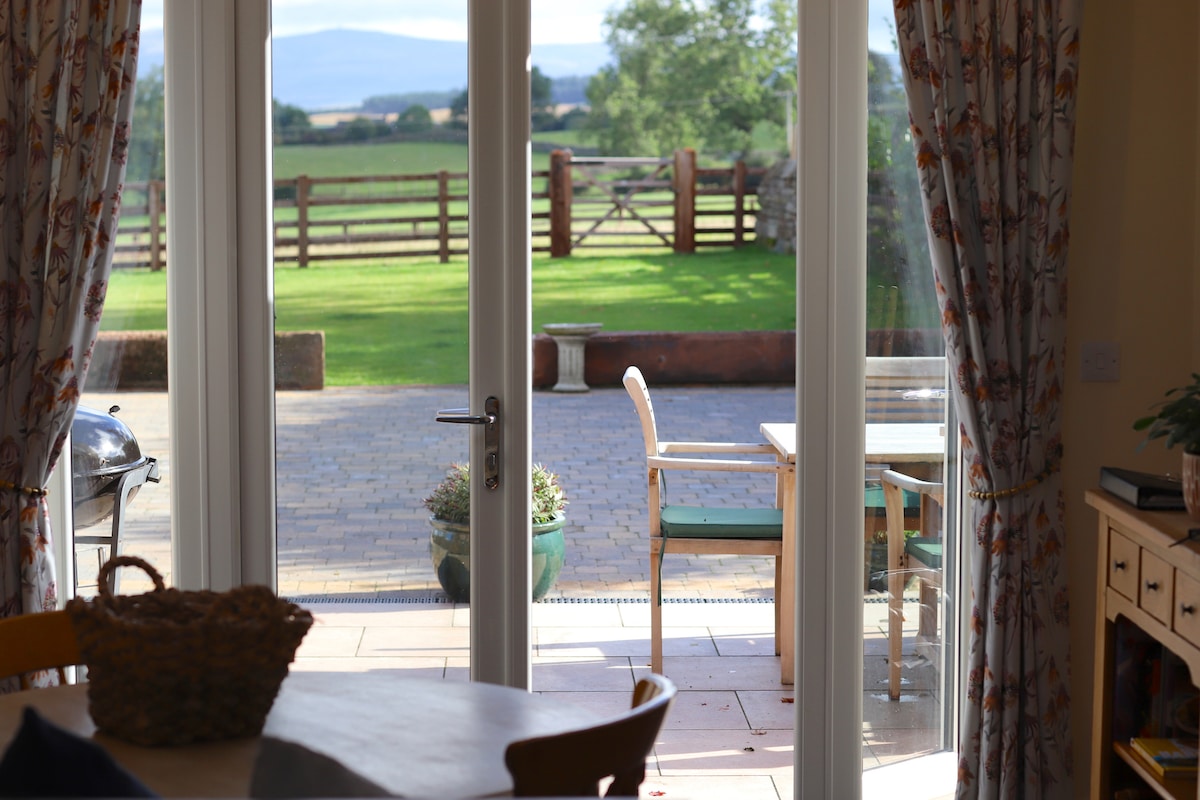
[
  {"left": 1113, "top": 560, "right": 1127, "bottom": 571},
  {"left": 1182, "top": 604, "right": 1196, "bottom": 616},
  {"left": 1145, "top": 580, "right": 1160, "bottom": 592}
]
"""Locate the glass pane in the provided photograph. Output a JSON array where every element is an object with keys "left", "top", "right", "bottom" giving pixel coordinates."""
[
  {"left": 269, "top": 1, "right": 471, "bottom": 659},
  {"left": 863, "top": 0, "right": 956, "bottom": 787},
  {"left": 78, "top": 1, "right": 171, "bottom": 597}
]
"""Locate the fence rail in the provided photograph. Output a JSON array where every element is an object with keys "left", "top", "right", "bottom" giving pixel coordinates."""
[{"left": 114, "top": 150, "right": 763, "bottom": 270}]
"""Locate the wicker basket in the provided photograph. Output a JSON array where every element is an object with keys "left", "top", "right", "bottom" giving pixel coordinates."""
[{"left": 65, "top": 555, "right": 313, "bottom": 747}]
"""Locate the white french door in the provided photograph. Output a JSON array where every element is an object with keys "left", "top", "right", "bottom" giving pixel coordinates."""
[{"left": 162, "top": 0, "right": 536, "bottom": 687}]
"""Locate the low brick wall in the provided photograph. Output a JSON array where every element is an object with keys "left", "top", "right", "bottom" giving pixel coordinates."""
[
  {"left": 85, "top": 330, "right": 325, "bottom": 391},
  {"left": 534, "top": 328, "right": 943, "bottom": 388}
]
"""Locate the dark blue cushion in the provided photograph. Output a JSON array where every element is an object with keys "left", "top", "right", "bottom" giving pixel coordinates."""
[{"left": 0, "top": 706, "right": 157, "bottom": 798}]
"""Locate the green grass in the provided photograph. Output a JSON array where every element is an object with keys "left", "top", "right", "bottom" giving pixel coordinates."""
[{"left": 99, "top": 248, "right": 796, "bottom": 386}]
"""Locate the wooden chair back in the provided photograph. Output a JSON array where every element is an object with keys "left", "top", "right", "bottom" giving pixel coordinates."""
[
  {"left": 622, "top": 366, "right": 661, "bottom": 458},
  {"left": 505, "top": 674, "right": 676, "bottom": 797},
  {"left": 0, "top": 610, "right": 81, "bottom": 689}
]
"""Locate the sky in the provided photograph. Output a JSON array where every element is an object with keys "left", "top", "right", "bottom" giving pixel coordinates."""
[{"left": 139, "top": 1, "right": 900, "bottom": 53}]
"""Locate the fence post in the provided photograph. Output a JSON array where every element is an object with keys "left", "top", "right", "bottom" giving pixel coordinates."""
[
  {"left": 148, "top": 180, "right": 164, "bottom": 271},
  {"left": 549, "top": 149, "right": 573, "bottom": 257},
  {"left": 733, "top": 160, "right": 746, "bottom": 247},
  {"left": 438, "top": 170, "right": 450, "bottom": 263},
  {"left": 673, "top": 148, "right": 696, "bottom": 253},
  {"left": 297, "top": 175, "right": 310, "bottom": 268}
]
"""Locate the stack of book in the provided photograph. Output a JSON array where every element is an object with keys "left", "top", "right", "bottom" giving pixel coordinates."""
[
  {"left": 1130, "top": 737, "right": 1200, "bottom": 777},
  {"left": 1100, "top": 467, "right": 1186, "bottom": 511}
]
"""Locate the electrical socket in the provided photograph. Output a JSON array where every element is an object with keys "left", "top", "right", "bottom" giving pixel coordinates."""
[{"left": 1080, "top": 341, "right": 1120, "bottom": 382}]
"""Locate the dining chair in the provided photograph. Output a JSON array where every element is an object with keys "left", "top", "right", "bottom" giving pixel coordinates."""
[
  {"left": 0, "top": 610, "right": 82, "bottom": 689},
  {"left": 504, "top": 673, "right": 677, "bottom": 797},
  {"left": 622, "top": 365, "right": 793, "bottom": 676},
  {"left": 882, "top": 468, "right": 944, "bottom": 701}
]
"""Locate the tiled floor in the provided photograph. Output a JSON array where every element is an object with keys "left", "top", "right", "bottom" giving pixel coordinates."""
[{"left": 285, "top": 596, "right": 953, "bottom": 800}]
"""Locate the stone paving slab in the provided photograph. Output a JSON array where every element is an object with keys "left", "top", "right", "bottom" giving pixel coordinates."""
[{"left": 75, "top": 384, "right": 794, "bottom": 600}]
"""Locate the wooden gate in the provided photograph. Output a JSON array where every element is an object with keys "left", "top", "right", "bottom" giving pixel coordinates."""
[{"left": 548, "top": 150, "right": 701, "bottom": 256}]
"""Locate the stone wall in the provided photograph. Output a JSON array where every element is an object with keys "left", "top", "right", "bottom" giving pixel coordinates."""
[
  {"left": 85, "top": 330, "right": 326, "bottom": 391},
  {"left": 754, "top": 158, "right": 797, "bottom": 254}
]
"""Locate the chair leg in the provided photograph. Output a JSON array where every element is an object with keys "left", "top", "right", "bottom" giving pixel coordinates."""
[
  {"left": 887, "top": 561, "right": 905, "bottom": 702},
  {"left": 773, "top": 555, "right": 781, "bottom": 656},
  {"left": 651, "top": 542, "right": 664, "bottom": 675}
]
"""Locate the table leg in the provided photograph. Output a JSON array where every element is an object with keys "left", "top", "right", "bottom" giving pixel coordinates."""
[{"left": 779, "top": 462, "right": 795, "bottom": 685}]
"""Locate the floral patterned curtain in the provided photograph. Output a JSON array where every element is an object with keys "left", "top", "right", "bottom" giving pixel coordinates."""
[
  {"left": 892, "top": 1, "right": 1081, "bottom": 797},
  {"left": 0, "top": 0, "right": 141, "bottom": 687}
]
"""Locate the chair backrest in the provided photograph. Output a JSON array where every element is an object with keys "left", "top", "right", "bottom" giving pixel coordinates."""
[
  {"left": 0, "top": 610, "right": 81, "bottom": 688},
  {"left": 622, "top": 366, "right": 660, "bottom": 458},
  {"left": 505, "top": 673, "right": 677, "bottom": 797}
]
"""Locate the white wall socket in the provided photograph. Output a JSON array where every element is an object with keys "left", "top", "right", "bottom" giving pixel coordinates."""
[{"left": 1080, "top": 341, "right": 1120, "bottom": 382}]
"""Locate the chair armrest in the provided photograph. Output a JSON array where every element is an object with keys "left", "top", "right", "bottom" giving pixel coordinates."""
[
  {"left": 648, "top": 455, "right": 794, "bottom": 474},
  {"left": 658, "top": 441, "right": 779, "bottom": 456},
  {"left": 880, "top": 469, "right": 942, "bottom": 495}
]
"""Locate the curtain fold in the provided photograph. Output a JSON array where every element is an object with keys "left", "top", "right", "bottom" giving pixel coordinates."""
[
  {"left": 0, "top": 0, "right": 141, "bottom": 690},
  {"left": 892, "top": 1, "right": 1081, "bottom": 796}
]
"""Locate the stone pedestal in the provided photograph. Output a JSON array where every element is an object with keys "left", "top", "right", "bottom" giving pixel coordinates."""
[{"left": 543, "top": 323, "right": 603, "bottom": 392}]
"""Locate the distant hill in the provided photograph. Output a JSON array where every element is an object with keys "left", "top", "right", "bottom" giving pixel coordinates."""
[
  {"left": 136, "top": 27, "right": 610, "bottom": 112},
  {"left": 272, "top": 29, "right": 609, "bottom": 111}
]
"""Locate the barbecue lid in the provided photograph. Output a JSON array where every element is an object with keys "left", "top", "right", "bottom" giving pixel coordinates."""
[{"left": 71, "top": 405, "right": 150, "bottom": 481}]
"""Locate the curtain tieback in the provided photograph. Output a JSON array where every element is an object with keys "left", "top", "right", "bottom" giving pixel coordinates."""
[
  {"left": 967, "top": 461, "right": 1059, "bottom": 500},
  {"left": 0, "top": 479, "right": 48, "bottom": 498}
]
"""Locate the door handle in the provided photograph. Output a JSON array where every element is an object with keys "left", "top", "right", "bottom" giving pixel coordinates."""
[{"left": 435, "top": 396, "right": 500, "bottom": 489}]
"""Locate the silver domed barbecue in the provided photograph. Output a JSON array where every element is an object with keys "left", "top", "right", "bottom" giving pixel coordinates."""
[{"left": 71, "top": 405, "right": 160, "bottom": 594}]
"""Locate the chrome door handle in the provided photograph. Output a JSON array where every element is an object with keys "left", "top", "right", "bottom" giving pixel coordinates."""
[{"left": 435, "top": 396, "right": 500, "bottom": 489}]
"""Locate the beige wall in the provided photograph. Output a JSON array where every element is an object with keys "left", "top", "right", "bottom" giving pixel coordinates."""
[{"left": 1065, "top": 0, "right": 1200, "bottom": 791}]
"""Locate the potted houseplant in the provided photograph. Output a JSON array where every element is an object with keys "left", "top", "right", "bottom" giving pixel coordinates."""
[
  {"left": 1133, "top": 373, "right": 1200, "bottom": 520},
  {"left": 423, "top": 462, "right": 567, "bottom": 602}
]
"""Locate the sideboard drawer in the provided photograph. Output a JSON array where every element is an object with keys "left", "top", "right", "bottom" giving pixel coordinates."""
[
  {"left": 1140, "top": 549, "right": 1174, "bottom": 625},
  {"left": 1175, "top": 570, "right": 1200, "bottom": 647},
  {"left": 1108, "top": 530, "right": 1139, "bottom": 601}
]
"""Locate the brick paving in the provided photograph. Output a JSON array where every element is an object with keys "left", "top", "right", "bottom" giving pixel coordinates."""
[{"left": 76, "top": 384, "right": 794, "bottom": 600}]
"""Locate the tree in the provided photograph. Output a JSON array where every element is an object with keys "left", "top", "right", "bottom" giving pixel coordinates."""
[
  {"left": 531, "top": 65, "right": 556, "bottom": 131},
  {"left": 584, "top": 0, "right": 796, "bottom": 159},
  {"left": 866, "top": 51, "right": 938, "bottom": 330},
  {"left": 127, "top": 66, "right": 165, "bottom": 184},
  {"left": 447, "top": 88, "right": 469, "bottom": 130},
  {"left": 394, "top": 104, "right": 433, "bottom": 133},
  {"left": 273, "top": 99, "right": 312, "bottom": 139}
]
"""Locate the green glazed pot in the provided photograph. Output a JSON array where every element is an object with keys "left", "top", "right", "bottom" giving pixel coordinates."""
[{"left": 429, "top": 514, "right": 566, "bottom": 602}]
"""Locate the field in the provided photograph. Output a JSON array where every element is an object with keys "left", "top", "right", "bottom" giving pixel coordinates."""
[{"left": 101, "top": 248, "right": 797, "bottom": 386}]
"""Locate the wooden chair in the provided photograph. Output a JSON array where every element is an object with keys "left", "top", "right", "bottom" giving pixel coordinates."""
[
  {"left": 622, "top": 366, "right": 793, "bottom": 676},
  {"left": 505, "top": 674, "right": 677, "bottom": 797},
  {"left": 882, "top": 469, "right": 943, "bottom": 701},
  {"left": 0, "top": 610, "right": 82, "bottom": 689}
]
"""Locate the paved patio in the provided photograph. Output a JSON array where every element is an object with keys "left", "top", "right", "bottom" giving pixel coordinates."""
[{"left": 72, "top": 385, "right": 951, "bottom": 800}]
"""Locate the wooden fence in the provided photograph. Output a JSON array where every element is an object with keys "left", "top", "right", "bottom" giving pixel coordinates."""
[{"left": 113, "top": 150, "right": 764, "bottom": 270}]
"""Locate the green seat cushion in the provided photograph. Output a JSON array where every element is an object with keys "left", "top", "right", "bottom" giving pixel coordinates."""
[
  {"left": 864, "top": 485, "right": 923, "bottom": 510},
  {"left": 660, "top": 506, "right": 783, "bottom": 540},
  {"left": 905, "top": 537, "right": 942, "bottom": 569}
]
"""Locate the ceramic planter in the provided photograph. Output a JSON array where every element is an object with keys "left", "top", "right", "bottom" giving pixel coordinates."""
[{"left": 429, "top": 514, "right": 567, "bottom": 602}]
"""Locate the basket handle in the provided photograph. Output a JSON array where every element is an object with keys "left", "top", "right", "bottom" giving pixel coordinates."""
[{"left": 97, "top": 555, "right": 167, "bottom": 600}]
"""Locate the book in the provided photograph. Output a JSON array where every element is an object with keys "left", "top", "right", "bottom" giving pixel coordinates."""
[
  {"left": 1130, "top": 737, "right": 1200, "bottom": 777},
  {"left": 1100, "top": 467, "right": 1186, "bottom": 511}
]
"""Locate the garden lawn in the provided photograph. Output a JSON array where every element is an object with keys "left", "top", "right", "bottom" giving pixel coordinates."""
[{"left": 99, "top": 248, "right": 797, "bottom": 386}]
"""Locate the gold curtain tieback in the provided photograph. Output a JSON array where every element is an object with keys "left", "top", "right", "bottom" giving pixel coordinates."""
[
  {"left": 968, "top": 462, "right": 1059, "bottom": 500},
  {"left": 0, "top": 479, "right": 48, "bottom": 498}
]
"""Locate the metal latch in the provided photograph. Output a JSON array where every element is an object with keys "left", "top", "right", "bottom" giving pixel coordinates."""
[{"left": 434, "top": 396, "right": 500, "bottom": 489}]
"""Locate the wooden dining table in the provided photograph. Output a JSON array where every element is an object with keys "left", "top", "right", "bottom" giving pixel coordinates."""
[
  {"left": 758, "top": 422, "right": 945, "bottom": 686},
  {"left": 0, "top": 671, "right": 596, "bottom": 798}
]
